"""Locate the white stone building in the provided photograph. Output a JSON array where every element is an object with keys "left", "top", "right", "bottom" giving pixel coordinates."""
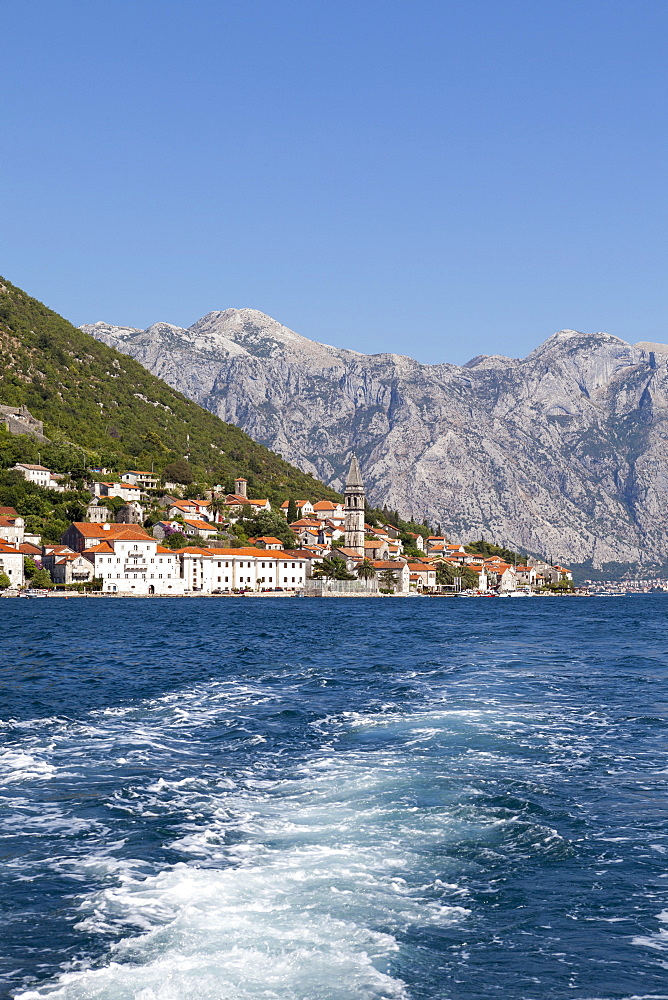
[
  {"left": 121, "top": 470, "right": 159, "bottom": 489},
  {"left": 0, "top": 514, "right": 24, "bottom": 547},
  {"left": 0, "top": 541, "right": 24, "bottom": 587},
  {"left": 12, "top": 463, "right": 53, "bottom": 489},
  {"left": 83, "top": 530, "right": 185, "bottom": 595}
]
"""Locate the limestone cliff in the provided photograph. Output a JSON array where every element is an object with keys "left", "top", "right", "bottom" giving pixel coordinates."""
[{"left": 83, "top": 311, "right": 668, "bottom": 570}]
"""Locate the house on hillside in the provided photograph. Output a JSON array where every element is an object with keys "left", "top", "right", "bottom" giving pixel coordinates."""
[
  {"left": 11, "top": 463, "right": 54, "bottom": 489},
  {"left": 254, "top": 536, "right": 284, "bottom": 550},
  {"left": 115, "top": 501, "right": 145, "bottom": 525},
  {"left": 121, "top": 470, "right": 159, "bottom": 490},
  {"left": 92, "top": 481, "right": 145, "bottom": 503},
  {"left": 87, "top": 500, "right": 110, "bottom": 524},
  {"left": 182, "top": 518, "right": 219, "bottom": 540}
]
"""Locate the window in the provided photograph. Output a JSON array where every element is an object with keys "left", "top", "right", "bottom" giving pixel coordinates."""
[
  {"left": 134, "top": 545, "right": 138, "bottom": 551},
  {"left": 217, "top": 576, "right": 221, "bottom": 583},
  {"left": 159, "top": 574, "right": 162, "bottom": 579},
  {"left": 225, "top": 576, "right": 229, "bottom": 582},
  {"left": 291, "top": 562, "right": 295, "bottom": 568}
]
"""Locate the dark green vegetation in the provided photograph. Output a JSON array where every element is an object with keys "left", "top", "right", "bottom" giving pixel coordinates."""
[
  {"left": 436, "top": 563, "right": 479, "bottom": 590},
  {"left": 464, "top": 539, "right": 523, "bottom": 564},
  {"left": 0, "top": 278, "right": 341, "bottom": 507},
  {"left": 0, "top": 469, "right": 90, "bottom": 542},
  {"left": 313, "top": 555, "right": 355, "bottom": 581}
]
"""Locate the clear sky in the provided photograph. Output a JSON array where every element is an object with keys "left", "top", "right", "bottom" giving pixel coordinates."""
[{"left": 2, "top": 0, "right": 666, "bottom": 364}]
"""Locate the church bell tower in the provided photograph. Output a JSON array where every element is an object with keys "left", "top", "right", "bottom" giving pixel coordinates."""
[{"left": 344, "top": 454, "right": 365, "bottom": 556}]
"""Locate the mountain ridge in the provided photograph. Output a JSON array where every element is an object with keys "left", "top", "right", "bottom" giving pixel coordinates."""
[
  {"left": 0, "top": 279, "right": 342, "bottom": 507},
  {"left": 82, "top": 309, "right": 668, "bottom": 571}
]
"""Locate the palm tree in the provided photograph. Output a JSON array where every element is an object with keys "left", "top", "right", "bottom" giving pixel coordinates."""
[
  {"left": 313, "top": 555, "right": 355, "bottom": 581},
  {"left": 356, "top": 558, "right": 376, "bottom": 580}
]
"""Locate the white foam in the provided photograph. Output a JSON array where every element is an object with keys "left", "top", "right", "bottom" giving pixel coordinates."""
[{"left": 0, "top": 749, "right": 56, "bottom": 784}]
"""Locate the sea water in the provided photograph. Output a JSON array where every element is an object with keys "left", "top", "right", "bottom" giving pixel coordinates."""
[{"left": 0, "top": 597, "right": 667, "bottom": 1000}]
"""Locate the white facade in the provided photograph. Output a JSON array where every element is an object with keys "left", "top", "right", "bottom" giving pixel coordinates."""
[
  {"left": 92, "top": 482, "right": 145, "bottom": 503},
  {"left": 85, "top": 536, "right": 185, "bottom": 595},
  {"left": 179, "top": 548, "right": 307, "bottom": 593},
  {"left": 12, "top": 463, "right": 53, "bottom": 488},
  {"left": 0, "top": 516, "right": 24, "bottom": 546},
  {"left": 0, "top": 544, "right": 24, "bottom": 587},
  {"left": 121, "top": 471, "right": 159, "bottom": 489}
]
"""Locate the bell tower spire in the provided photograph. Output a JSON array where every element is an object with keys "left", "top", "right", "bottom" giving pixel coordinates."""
[{"left": 344, "top": 454, "right": 365, "bottom": 556}]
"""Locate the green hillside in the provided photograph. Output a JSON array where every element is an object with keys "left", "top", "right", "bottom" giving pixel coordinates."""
[{"left": 0, "top": 277, "right": 341, "bottom": 504}]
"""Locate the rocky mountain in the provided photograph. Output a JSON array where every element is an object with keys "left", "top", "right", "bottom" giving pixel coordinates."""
[{"left": 83, "top": 310, "right": 668, "bottom": 571}]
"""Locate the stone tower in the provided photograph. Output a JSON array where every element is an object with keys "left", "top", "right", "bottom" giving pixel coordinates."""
[{"left": 344, "top": 454, "right": 365, "bottom": 556}]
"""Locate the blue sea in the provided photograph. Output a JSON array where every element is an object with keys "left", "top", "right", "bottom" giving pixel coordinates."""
[{"left": 1, "top": 597, "right": 667, "bottom": 1000}]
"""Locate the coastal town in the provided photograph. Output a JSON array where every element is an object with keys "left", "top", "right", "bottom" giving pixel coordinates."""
[{"left": 0, "top": 454, "right": 576, "bottom": 597}]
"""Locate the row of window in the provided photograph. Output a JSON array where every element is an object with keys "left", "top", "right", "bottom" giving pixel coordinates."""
[
  {"left": 104, "top": 556, "right": 169, "bottom": 564},
  {"left": 104, "top": 573, "right": 171, "bottom": 579}
]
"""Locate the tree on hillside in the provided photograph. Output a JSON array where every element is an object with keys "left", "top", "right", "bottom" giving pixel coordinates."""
[
  {"left": 287, "top": 498, "right": 298, "bottom": 523},
  {"left": 162, "top": 459, "right": 194, "bottom": 485},
  {"left": 464, "top": 539, "right": 521, "bottom": 565},
  {"left": 238, "top": 510, "right": 296, "bottom": 549},
  {"left": 379, "top": 568, "right": 396, "bottom": 592},
  {"left": 23, "top": 557, "right": 37, "bottom": 579},
  {"left": 0, "top": 572, "right": 11, "bottom": 589}
]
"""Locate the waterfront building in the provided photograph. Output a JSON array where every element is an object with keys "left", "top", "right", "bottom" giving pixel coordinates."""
[
  {"left": 82, "top": 531, "right": 185, "bottom": 595},
  {"left": 0, "top": 541, "right": 24, "bottom": 587}
]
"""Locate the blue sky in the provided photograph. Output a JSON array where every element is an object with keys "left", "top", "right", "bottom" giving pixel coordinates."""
[{"left": 2, "top": 0, "right": 666, "bottom": 363}]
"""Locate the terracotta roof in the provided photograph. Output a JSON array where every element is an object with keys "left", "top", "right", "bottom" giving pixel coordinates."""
[
  {"left": 183, "top": 519, "right": 217, "bottom": 531},
  {"left": 312, "top": 501, "right": 337, "bottom": 510},
  {"left": 16, "top": 463, "right": 50, "bottom": 471},
  {"left": 0, "top": 507, "right": 18, "bottom": 517},
  {"left": 0, "top": 541, "right": 20, "bottom": 553},
  {"left": 69, "top": 523, "right": 151, "bottom": 539},
  {"left": 0, "top": 516, "right": 20, "bottom": 527},
  {"left": 83, "top": 542, "right": 115, "bottom": 554},
  {"left": 256, "top": 536, "right": 284, "bottom": 545},
  {"left": 18, "top": 542, "right": 42, "bottom": 554}
]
